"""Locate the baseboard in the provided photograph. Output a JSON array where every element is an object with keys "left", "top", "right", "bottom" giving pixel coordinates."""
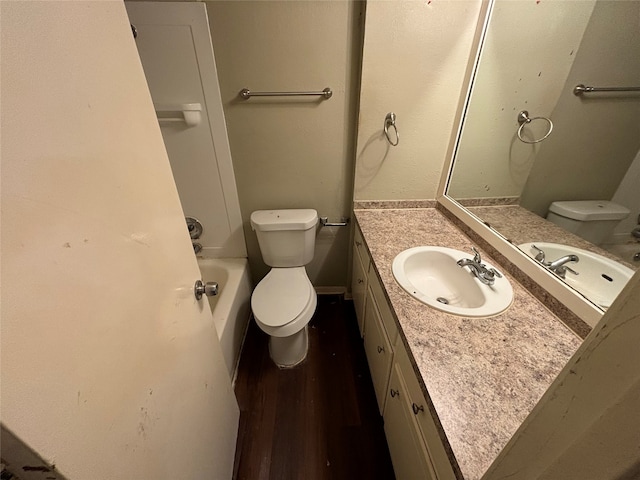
[{"left": 314, "top": 286, "right": 348, "bottom": 296}]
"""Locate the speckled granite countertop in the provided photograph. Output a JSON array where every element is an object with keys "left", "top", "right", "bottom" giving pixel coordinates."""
[
  {"left": 354, "top": 208, "right": 583, "bottom": 480},
  {"left": 468, "top": 205, "right": 637, "bottom": 271}
]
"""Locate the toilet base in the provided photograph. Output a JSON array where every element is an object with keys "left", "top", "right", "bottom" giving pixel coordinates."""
[{"left": 268, "top": 325, "right": 309, "bottom": 368}]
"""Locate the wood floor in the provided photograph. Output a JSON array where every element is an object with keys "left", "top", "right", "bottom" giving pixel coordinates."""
[{"left": 233, "top": 295, "right": 395, "bottom": 480}]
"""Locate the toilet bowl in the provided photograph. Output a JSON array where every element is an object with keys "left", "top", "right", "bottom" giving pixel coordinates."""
[
  {"left": 250, "top": 209, "right": 318, "bottom": 367},
  {"left": 252, "top": 267, "right": 317, "bottom": 366}
]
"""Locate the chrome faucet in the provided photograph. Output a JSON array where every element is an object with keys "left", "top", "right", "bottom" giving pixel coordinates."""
[
  {"left": 547, "top": 254, "right": 579, "bottom": 279},
  {"left": 530, "top": 245, "right": 579, "bottom": 279},
  {"left": 457, "top": 247, "right": 503, "bottom": 286}
]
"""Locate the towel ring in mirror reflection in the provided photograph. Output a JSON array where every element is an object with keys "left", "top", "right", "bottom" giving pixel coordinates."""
[
  {"left": 384, "top": 112, "right": 399, "bottom": 146},
  {"left": 517, "top": 110, "right": 553, "bottom": 144}
]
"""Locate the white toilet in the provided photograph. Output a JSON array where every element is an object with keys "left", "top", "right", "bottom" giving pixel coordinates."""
[
  {"left": 250, "top": 209, "right": 318, "bottom": 367},
  {"left": 546, "top": 200, "right": 630, "bottom": 245}
]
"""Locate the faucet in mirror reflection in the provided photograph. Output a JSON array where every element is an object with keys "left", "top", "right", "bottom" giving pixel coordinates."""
[{"left": 531, "top": 244, "right": 579, "bottom": 279}]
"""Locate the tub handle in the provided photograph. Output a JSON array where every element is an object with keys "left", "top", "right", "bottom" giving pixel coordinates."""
[{"left": 194, "top": 280, "right": 219, "bottom": 300}]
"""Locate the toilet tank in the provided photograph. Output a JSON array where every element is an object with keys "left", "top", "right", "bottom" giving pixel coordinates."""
[
  {"left": 546, "top": 200, "right": 630, "bottom": 245},
  {"left": 250, "top": 209, "right": 318, "bottom": 267}
]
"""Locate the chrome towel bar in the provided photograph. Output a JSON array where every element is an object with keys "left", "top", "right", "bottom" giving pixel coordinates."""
[
  {"left": 239, "top": 87, "right": 332, "bottom": 100},
  {"left": 573, "top": 84, "right": 640, "bottom": 95}
]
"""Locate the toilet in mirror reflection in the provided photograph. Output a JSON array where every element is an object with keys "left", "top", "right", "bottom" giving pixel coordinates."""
[{"left": 546, "top": 200, "right": 630, "bottom": 246}]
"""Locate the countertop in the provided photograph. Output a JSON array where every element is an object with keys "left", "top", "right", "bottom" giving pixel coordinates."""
[
  {"left": 467, "top": 205, "right": 637, "bottom": 271},
  {"left": 354, "top": 207, "right": 583, "bottom": 480}
]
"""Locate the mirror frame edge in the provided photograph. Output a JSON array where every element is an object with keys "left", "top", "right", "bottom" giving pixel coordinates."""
[{"left": 436, "top": 0, "right": 602, "bottom": 328}]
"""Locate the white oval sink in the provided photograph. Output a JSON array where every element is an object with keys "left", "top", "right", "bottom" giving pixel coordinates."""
[
  {"left": 392, "top": 246, "right": 513, "bottom": 317},
  {"left": 519, "top": 242, "right": 634, "bottom": 309}
]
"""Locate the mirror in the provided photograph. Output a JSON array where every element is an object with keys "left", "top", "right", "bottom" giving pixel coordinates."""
[{"left": 445, "top": 0, "right": 640, "bottom": 313}]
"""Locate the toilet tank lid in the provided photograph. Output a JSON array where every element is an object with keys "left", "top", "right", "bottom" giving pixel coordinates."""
[
  {"left": 548, "top": 200, "right": 630, "bottom": 221},
  {"left": 251, "top": 209, "right": 318, "bottom": 231}
]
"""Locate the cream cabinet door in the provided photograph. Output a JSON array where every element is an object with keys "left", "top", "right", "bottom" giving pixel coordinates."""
[
  {"left": 352, "top": 247, "right": 368, "bottom": 336},
  {"left": 363, "top": 289, "right": 394, "bottom": 413},
  {"left": 384, "top": 364, "right": 437, "bottom": 480}
]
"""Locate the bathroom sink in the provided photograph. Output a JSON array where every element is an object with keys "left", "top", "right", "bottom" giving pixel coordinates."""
[
  {"left": 391, "top": 246, "right": 513, "bottom": 317},
  {"left": 519, "top": 242, "right": 634, "bottom": 309}
]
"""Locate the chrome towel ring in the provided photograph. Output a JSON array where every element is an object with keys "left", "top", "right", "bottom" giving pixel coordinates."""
[
  {"left": 384, "top": 112, "right": 399, "bottom": 146},
  {"left": 517, "top": 110, "right": 553, "bottom": 144}
]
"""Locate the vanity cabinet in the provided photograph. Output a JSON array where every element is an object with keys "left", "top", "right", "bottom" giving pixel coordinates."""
[
  {"left": 351, "top": 225, "right": 369, "bottom": 336},
  {"left": 353, "top": 224, "right": 396, "bottom": 413},
  {"left": 352, "top": 221, "right": 457, "bottom": 480}
]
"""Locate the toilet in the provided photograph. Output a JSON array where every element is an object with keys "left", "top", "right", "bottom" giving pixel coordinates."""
[
  {"left": 546, "top": 200, "right": 630, "bottom": 245},
  {"left": 250, "top": 209, "right": 318, "bottom": 367}
]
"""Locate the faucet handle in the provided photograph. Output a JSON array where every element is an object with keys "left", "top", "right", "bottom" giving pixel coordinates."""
[
  {"left": 564, "top": 265, "right": 579, "bottom": 276},
  {"left": 471, "top": 247, "right": 482, "bottom": 264},
  {"left": 531, "top": 244, "right": 546, "bottom": 263},
  {"left": 488, "top": 267, "right": 502, "bottom": 279}
]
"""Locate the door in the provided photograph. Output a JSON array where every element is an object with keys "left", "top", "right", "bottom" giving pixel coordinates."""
[
  {"left": 1, "top": 3, "right": 238, "bottom": 479},
  {"left": 126, "top": 2, "right": 246, "bottom": 259}
]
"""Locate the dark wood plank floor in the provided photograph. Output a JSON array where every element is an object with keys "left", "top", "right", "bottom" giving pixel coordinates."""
[{"left": 233, "top": 295, "right": 395, "bottom": 480}]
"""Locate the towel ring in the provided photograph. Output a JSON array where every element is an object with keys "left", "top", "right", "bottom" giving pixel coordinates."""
[
  {"left": 384, "top": 112, "right": 399, "bottom": 146},
  {"left": 517, "top": 110, "right": 553, "bottom": 144}
]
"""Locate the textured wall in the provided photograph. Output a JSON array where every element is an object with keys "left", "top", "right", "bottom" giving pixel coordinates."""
[
  {"left": 206, "top": 1, "right": 363, "bottom": 288},
  {"left": 354, "top": 0, "right": 482, "bottom": 201}
]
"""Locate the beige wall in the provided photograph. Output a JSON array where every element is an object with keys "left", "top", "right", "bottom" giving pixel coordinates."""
[
  {"left": 520, "top": 0, "right": 640, "bottom": 216},
  {"left": 448, "top": 0, "right": 595, "bottom": 199},
  {"left": 206, "top": 1, "right": 363, "bottom": 288},
  {"left": 354, "top": 0, "right": 482, "bottom": 201}
]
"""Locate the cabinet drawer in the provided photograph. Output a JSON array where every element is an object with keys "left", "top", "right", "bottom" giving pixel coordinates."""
[
  {"left": 367, "top": 266, "right": 398, "bottom": 345},
  {"left": 384, "top": 363, "right": 437, "bottom": 480},
  {"left": 351, "top": 248, "right": 368, "bottom": 337},
  {"left": 364, "top": 288, "right": 394, "bottom": 414},
  {"left": 396, "top": 340, "right": 457, "bottom": 480}
]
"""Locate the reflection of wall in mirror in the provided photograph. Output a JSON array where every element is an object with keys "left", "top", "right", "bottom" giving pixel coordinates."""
[
  {"left": 610, "top": 150, "right": 640, "bottom": 243},
  {"left": 519, "top": 0, "right": 640, "bottom": 219},
  {"left": 448, "top": 0, "right": 596, "bottom": 199}
]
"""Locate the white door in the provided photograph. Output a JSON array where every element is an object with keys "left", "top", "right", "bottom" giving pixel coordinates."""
[
  {"left": 1, "top": 2, "right": 238, "bottom": 479},
  {"left": 126, "top": 2, "right": 246, "bottom": 259}
]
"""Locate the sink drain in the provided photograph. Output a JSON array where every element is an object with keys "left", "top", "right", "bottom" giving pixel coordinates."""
[{"left": 436, "top": 297, "right": 449, "bottom": 305}]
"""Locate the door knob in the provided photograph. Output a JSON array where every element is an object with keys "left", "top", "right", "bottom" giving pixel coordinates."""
[{"left": 194, "top": 280, "right": 218, "bottom": 300}]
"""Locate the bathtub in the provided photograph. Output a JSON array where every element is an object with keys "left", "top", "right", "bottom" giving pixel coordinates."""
[{"left": 197, "top": 257, "right": 252, "bottom": 379}]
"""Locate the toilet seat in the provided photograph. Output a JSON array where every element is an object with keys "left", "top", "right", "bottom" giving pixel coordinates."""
[{"left": 252, "top": 267, "right": 316, "bottom": 337}]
